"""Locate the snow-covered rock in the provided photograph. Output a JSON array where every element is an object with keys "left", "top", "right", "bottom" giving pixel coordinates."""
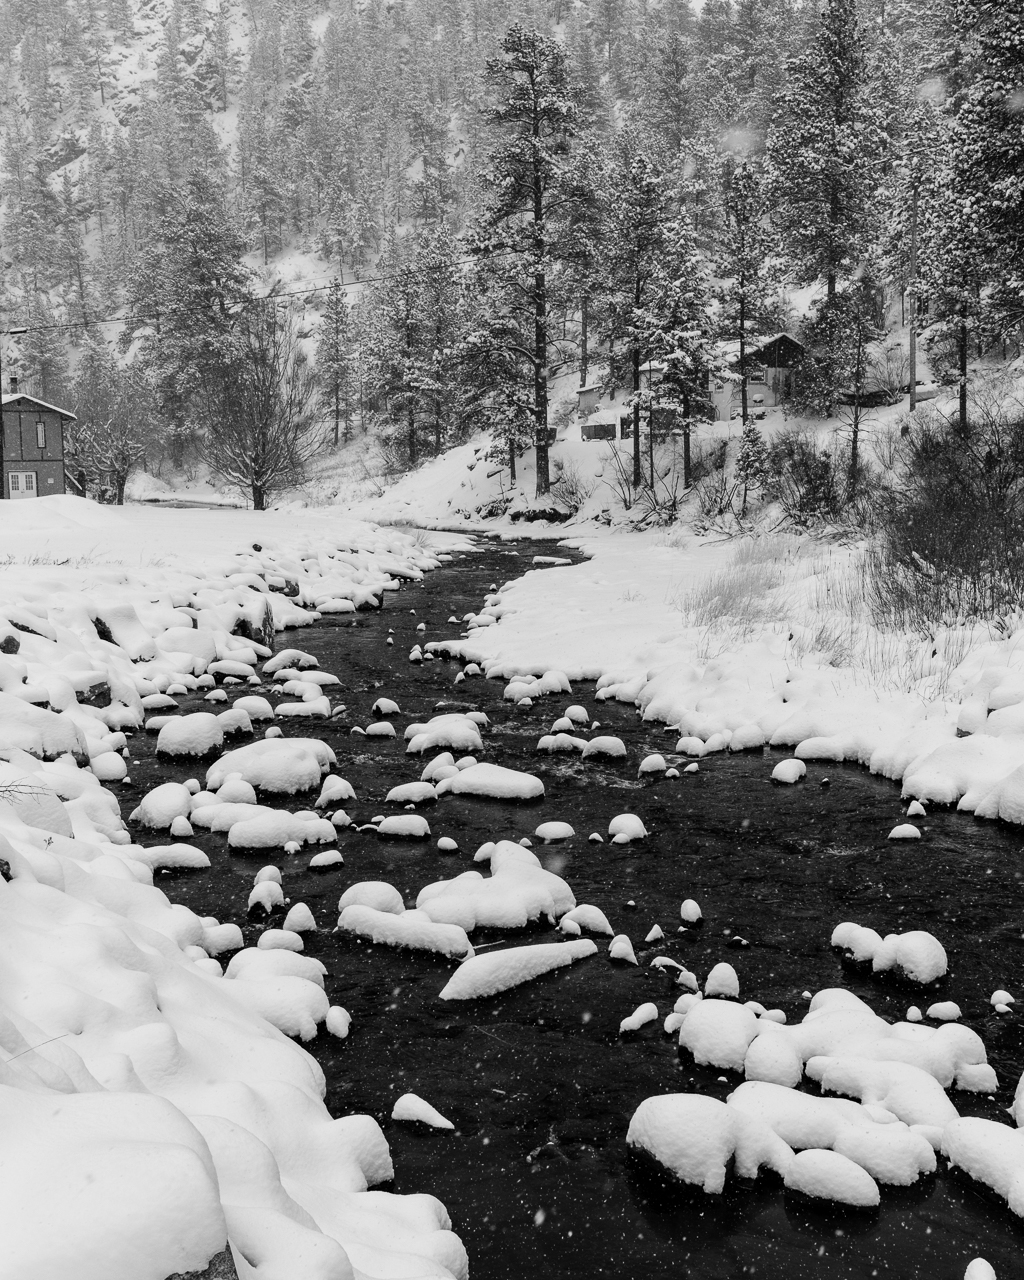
[{"left": 439, "top": 939, "right": 597, "bottom": 1000}]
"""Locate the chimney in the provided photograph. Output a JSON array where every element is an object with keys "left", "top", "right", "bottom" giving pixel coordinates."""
[{"left": 9, "top": 375, "right": 18, "bottom": 395}]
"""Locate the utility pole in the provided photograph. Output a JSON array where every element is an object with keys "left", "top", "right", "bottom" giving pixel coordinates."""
[
  {"left": 908, "top": 180, "right": 918, "bottom": 413},
  {"left": 0, "top": 325, "right": 28, "bottom": 500}
]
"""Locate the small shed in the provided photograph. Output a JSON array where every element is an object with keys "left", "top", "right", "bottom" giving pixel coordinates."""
[
  {"left": 709, "top": 333, "right": 805, "bottom": 422},
  {"left": 1, "top": 381, "right": 76, "bottom": 500},
  {"left": 575, "top": 382, "right": 603, "bottom": 417},
  {"left": 581, "top": 407, "right": 625, "bottom": 442}
]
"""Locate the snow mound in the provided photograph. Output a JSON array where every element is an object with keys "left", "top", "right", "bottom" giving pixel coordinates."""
[
  {"left": 338, "top": 882, "right": 405, "bottom": 915},
  {"left": 582, "top": 735, "right": 627, "bottom": 759},
  {"left": 207, "top": 738, "right": 334, "bottom": 794},
  {"left": 439, "top": 939, "right": 597, "bottom": 1000},
  {"left": 679, "top": 1000, "right": 759, "bottom": 1071},
  {"left": 385, "top": 781, "right": 437, "bottom": 805},
  {"left": 435, "top": 763, "right": 544, "bottom": 801},
  {"left": 620, "top": 1002, "right": 659, "bottom": 1034},
  {"left": 391, "top": 1093, "right": 455, "bottom": 1130},
  {"left": 377, "top": 815, "right": 431, "bottom": 839},
  {"left": 784, "top": 1148, "right": 880, "bottom": 1207},
  {"left": 772, "top": 759, "right": 807, "bottom": 784},
  {"left": 561, "top": 904, "right": 614, "bottom": 935},
  {"left": 608, "top": 813, "right": 648, "bottom": 841},
  {"left": 338, "top": 905, "right": 474, "bottom": 959},
  {"left": 156, "top": 712, "right": 225, "bottom": 757},
  {"left": 626, "top": 1094, "right": 792, "bottom": 1193},
  {"left": 417, "top": 841, "right": 574, "bottom": 930},
  {"left": 831, "top": 923, "right": 947, "bottom": 983},
  {"left": 535, "top": 821, "right": 574, "bottom": 841},
  {"left": 405, "top": 713, "right": 484, "bottom": 755}
]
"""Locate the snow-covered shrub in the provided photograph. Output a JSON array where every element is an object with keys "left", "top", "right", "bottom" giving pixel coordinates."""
[
  {"left": 867, "top": 382, "right": 1024, "bottom": 628},
  {"left": 550, "top": 457, "right": 594, "bottom": 514}
]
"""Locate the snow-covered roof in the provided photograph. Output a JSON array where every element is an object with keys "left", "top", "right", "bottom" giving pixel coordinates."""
[
  {"left": 585, "top": 408, "right": 627, "bottom": 425},
  {"left": 716, "top": 333, "right": 804, "bottom": 366},
  {"left": 1, "top": 393, "right": 77, "bottom": 420},
  {"left": 576, "top": 382, "right": 603, "bottom": 395}
]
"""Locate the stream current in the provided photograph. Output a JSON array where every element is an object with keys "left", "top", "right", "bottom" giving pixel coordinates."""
[{"left": 120, "top": 535, "right": 1024, "bottom": 1280}]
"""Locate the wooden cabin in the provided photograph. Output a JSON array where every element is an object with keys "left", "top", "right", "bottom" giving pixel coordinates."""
[
  {"left": 581, "top": 407, "right": 624, "bottom": 441},
  {"left": 709, "top": 333, "right": 805, "bottom": 422},
  {"left": 1, "top": 380, "right": 76, "bottom": 500}
]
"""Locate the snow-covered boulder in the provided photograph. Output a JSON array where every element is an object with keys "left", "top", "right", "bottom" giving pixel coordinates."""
[
  {"left": 439, "top": 939, "right": 597, "bottom": 1000},
  {"left": 626, "top": 1094, "right": 792, "bottom": 1193},
  {"left": 435, "top": 763, "right": 544, "bottom": 801}
]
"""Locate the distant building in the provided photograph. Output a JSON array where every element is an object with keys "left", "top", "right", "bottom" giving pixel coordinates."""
[
  {"left": 582, "top": 406, "right": 633, "bottom": 441},
  {"left": 575, "top": 382, "right": 603, "bottom": 417},
  {"left": 1, "top": 379, "right": 77, "bottom": 500},
  {"left": 709, "top": 333, "right": 805, "bottom": 422}
]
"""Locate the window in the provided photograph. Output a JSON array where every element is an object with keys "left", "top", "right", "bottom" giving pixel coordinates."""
[
  {"left": 9, "top": 473, "right": 19, "bottom": 492},
  {"left": 746, "top": 366, "right": 768, "bottom": 385},
  {"left": 36, "top": 421, "right": 45, "bottom": 449}
]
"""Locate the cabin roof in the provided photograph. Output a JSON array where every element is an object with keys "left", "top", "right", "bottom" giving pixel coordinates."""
[
  {"left": 1, "top": 393, "right": 77, "bottom": 421},
  {"left": 585, "top": 407, "right": 626, "bottom": 426}
]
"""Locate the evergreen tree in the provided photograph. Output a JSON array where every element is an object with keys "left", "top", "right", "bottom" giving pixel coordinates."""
[
  {"left": 125, "top": 169, "right": 251, "bottom": 462},
  {"left": 316, "top": 281, "right": 357, "bottom": 448},
  {"left": 634, "top": 219, "right": 720, "bottom": 488},
  {"left": 716, "top": 158, "right": 779, "bottom": 427},
  {"left": 735, "top": 418, "right": 771, "bottom": 513},
  {"left": 765, "top": 0, "right": 887, "bottom": 297},
  {"left": 471, "top": 24, "right": 583, "bottom": 497},
  {"left": 943, "top": 0, "right": 1024, "bottom": 340},
  {"left": 598, "top": 121, "right": 678, "bottom": 488}
]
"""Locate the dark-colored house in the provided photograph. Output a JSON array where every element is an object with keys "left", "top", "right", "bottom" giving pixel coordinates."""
[
  {"left": 709, "top": 333, "right": 806, "bottom": 421},
  {"left": 1, "top": 379, "right": 77, "bottom": 500}
]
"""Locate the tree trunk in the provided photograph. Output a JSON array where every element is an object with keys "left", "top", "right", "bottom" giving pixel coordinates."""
[
  {"left": 579, "top": 294, "right": 589, "bottom": 388},
  {"left": 959, "top": 307, "right": 969, "bottom": 435},
  {"left": 252, "top": 483, "right": 265, "bottom": 511},
  {"left": 509, "top": 437, "right": 516, "bottom": 485},
  {"left": 532, "top": 99, "right": 550, "bottom": 500},
  {"left": 333, "top": 383, "right": 340, "bottom": 448},
  {"left": 682, "top": 389, "right": 692, "bottom": 487},
  {"left": 534, "top": 267, "right": 550, "bottom": 497},
  {"left": 408, "top": 402, "right": 417, "bottom": 466},
  {"left": 115, "top": 473, "right": 126, "bottom": 505},
  {"left": 739, "top": 284, "right": 748, "bottom": 427},
  {"left": 909, "top": 185, "right": 918, "bottom": 412},
  {"left": 631, "top": 347, "right": 641, "bottom": 489}
]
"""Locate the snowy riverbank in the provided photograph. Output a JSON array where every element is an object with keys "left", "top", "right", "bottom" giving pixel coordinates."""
[
  {"left": 431, "top": 526, "right": 1024, "bottom": 827},
  {"left": 5, "top": 496, "right": 1024, "bottom": 1277},
  {"left": 0, "top": 497, "right": 472, "bottom": 1280}
]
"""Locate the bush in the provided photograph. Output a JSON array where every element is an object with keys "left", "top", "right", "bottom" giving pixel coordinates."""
[
  {"left": 868, "top": 382, "right": 1024, "bottom": 627},
  {"left": 765, "top": 428, "right": 849, "bottom": 524},
  {"left": 551, "top": 457, "right": 594, "bottom": 513}
]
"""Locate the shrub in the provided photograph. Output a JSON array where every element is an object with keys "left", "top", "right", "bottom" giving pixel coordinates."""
[{"left": 868, "top": 382, "right": 1024, "bottom": 627}]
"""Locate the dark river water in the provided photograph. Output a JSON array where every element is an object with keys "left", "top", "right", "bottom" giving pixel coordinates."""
[{"left": 119, "top": 535, "right": 1024, "bottom": 1280}]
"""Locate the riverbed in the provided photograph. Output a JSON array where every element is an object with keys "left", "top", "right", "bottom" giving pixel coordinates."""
[{"left": 121, "top": 535, "right": 1024, "bottom": 1280}]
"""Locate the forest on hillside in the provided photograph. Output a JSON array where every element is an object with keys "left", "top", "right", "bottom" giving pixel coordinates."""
[{"left": 0, "top": 0, "right": 1021, "bottom": 512}]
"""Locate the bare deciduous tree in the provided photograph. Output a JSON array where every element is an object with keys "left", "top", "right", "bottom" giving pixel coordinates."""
[{"left": 199, "top": 301, "right": 323, "bottom": 510}]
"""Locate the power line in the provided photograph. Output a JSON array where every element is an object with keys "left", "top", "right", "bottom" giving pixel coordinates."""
[{"left": 0, "top": 246, "right": 520, "bottom": 339}]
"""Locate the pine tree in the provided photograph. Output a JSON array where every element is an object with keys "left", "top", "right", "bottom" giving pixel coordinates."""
[
  {"left": 125, "top": 168, "right": 251, "bottom": 461},
  {"left": 598, "top": 121, "right": 677, "bottom": 488},
  {"left": 316, "top": 281, "right": 357, "bottom": 448},
  {"left": 943, "top": 0, "right": 1024, "bottom": 340},
  {"left": 765, "top": 0, "right": 888, "bottom": 297},
  {"left": 633, "top": 218, "right": 720, "bottom": 488},
  {"left": 471, "top": 24, "right": 583, "bottom": 498},
  {"left": 716, "top": 158, "right": 779, "bottom": 428},
  {"left": 735, "top": 419, "right": 771, "bottom": 513}
]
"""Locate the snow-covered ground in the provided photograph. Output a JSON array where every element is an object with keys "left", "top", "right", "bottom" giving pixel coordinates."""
[
  {"left": 425, "top": 525, "right": 1024, "bottom": 825},
  {"left": 0, "top": 496, "right": 473, "bottom": 1280},
  {"left": 4, "top": 493, "right": 1024, "bottom": 1278}
]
